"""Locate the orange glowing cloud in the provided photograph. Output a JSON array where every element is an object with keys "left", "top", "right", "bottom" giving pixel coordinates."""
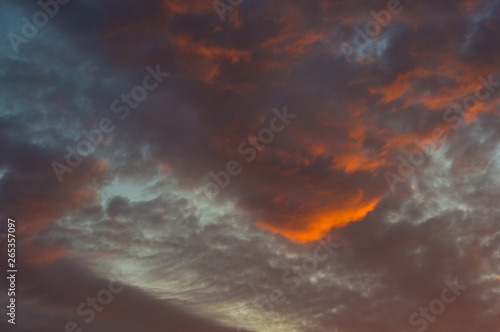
[
  {"left": 331, "top": 153, "right": 388, "bottom": 174},
  {"left": 258, "top": 195, "right": 381, "bottom": 243}
]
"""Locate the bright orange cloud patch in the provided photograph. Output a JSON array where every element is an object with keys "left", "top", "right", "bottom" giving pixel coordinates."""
[{"left": 258, "top": 196, "right": 381, "bottom": 243}]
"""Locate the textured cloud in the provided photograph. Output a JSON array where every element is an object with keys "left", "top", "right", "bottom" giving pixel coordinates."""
[{"left": 1, "top": 0, "right": 500, "bottom": 331}]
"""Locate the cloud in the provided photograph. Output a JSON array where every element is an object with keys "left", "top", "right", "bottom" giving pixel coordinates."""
[
  {"left": 2, "top": 0, "right": 500, "bottom": 331},
  {"left": 0, "top": 258, "right": 242, "bottom": 332}
]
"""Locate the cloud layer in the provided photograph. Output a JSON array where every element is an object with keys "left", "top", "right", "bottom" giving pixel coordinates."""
[{"left": 1, "top": 0, "right": 500, "bottom": 331}]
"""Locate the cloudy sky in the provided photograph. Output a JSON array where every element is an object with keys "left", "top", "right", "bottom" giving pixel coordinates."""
[{"left": 1, "top": 0, "right": 500, "bottom": 331}]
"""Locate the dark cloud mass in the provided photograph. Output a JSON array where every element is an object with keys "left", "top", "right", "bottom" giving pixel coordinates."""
[{"left": 1, "top": 0, "right": 500, "bottom": 331}]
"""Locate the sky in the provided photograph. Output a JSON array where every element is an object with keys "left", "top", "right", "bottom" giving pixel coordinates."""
[{"left": 1, "top": 0, "right": 500, "bottom": 331}]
